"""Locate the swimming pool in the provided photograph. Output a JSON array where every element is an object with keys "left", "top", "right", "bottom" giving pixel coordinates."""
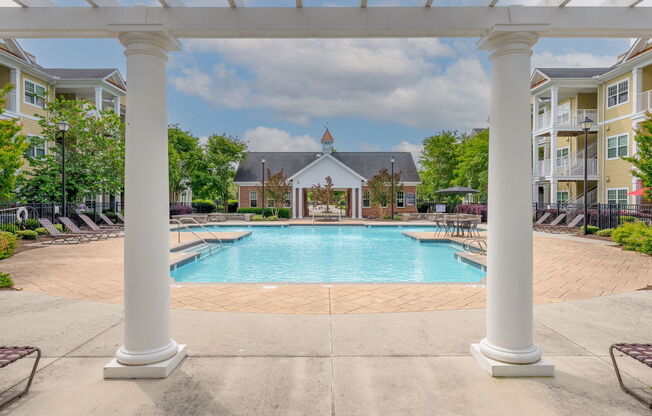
[{"left": 171, "top": 226, "right": 485, "bottom": 284}]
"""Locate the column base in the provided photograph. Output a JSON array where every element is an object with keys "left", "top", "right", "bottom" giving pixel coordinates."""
[
  {"left": 470, "top": 344, "right": 554, "bottom": 377},
  {"left": 104, "top": 344, "right": 187, "bottom": 379}
]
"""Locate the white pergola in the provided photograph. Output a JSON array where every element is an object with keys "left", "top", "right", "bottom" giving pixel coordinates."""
[{"left": 2, "top": 1, "right": 651, "bottom": 379}]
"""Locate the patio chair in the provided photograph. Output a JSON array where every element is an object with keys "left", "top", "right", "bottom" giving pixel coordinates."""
[
  {"left": 98, "top": 213, "right": 124, "bottom": 229},
  {"left": 115, "top": 212, "right": 125, "bottom": 223},
  {"left": 609, "top": 343, "right": 652, "bottom": 409},
  {"left": 36, "top": 218, "right": 88, "bottom": 244},
  {"left": 540, "top": 214, "right": 584, "bottom": 234},
  {"left": 534, "top": 213, "right": 566, "bottom": 231},
  {"left": 77, "top": 214, "right": 122, "bottom": 237},
  {"left": 533, "top": 212, "right": 552, "bottom": 228},
  {"left": 58, "top": 216, "right": 110, "bottom": 240},
  {"left": 0, "top": 346, "right": 41, "bottom": 410}
]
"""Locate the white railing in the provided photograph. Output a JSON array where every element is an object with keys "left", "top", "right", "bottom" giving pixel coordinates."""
[
  {"left": 534, "top": 143, "right": 598, "bottom": 177},
  {"left": 636, "top": 90, "right": 652, "bottom": 113},
  {"left": 2, "top": 90, "right": 16, "bottom": 113},
  {"left": 533, "top": 160, "right": 551, "bottom": 177},
  {"left": 533, "top": 109, "right": 597, "bottom": 131},
  {"left": 564, "top": 186, "right": 597, "bottom": 207}
]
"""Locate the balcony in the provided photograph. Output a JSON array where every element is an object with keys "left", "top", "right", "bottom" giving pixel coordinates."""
[
  {"left": 533, "top": 109, "right": 598, "bottom": 132},
  {"left": 533, "top": 143, "right": 598, "bottom": 179},
  {"left": 1, "top": 88, "right": 17, "bottom": 114},
  {"left": 636, "top": 89, "right": 652, "bottom": 113}
]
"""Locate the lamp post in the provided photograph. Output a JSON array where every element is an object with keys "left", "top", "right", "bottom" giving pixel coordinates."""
[
  {"left": 391, "top": 156, "right": 395, "bottom": 219},
  {"left": 261, "top": 157, "right": 266, "bottom": 212},
  {"left": 580, "top": 117, "right": 593, "bottom": 235},
  {"left": 56, "top": 121, "right": 71, "bottom": 217}
]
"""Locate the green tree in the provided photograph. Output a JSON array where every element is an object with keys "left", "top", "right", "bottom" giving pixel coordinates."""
[
  {"left": 624, "top": 113, "right": 652, "bottom": 200},
  {"left": 454, "top": 129, "right": 489, "bottom": 200},
  {"left": 418, "top": 131, "right": 459, "bottom": 201},
  {"left": 168, "top": 125, "right": 202, "bottom": 200},
  {"left": 310, "top": 176, "right": 336, "bottom": 213},
  {"left": 191, "top": 134, "right": 247, "bottom": 206},
  {"left": 264, "top": 169, "right": 291, "bottom": 217},
  {"left": 16, "top": 98, "right": 125, "bottom": 203},
  {"left": 367, "top": 168, "right": 403, "bottom": 218},
  {"left": 0, "top": 85, "right": 28, "bottom": 201}
]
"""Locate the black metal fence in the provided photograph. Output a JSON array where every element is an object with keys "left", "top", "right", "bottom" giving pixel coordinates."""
[
  {"left": 0, "top": 201, "right": 125, "bottom": 232},
  {"left": 533, "top": 202, "right": 652, "bottom": 229}
]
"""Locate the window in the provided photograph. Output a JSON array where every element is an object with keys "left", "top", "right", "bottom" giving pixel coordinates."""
[
  {"left": 607, "top": 188, "right": 628, "bottom": 205},
  {"left": 556, "top": 191, "right": 569, "bottom": 204},
  {"left": 607, "top": 134, "right": 628, "bottom": 159},
  {"left": 84, "top": 193, "right": 96, "bottom": 208},
  {"left": 397, "top": 191, "right": 405, "bottom": 208},
  {"left": 267, "top": 198, "right": 274, "bottom": 208},
  {"left": 249, "top": 191, "right": 258, "bottom": 208},
  {"left": 24, "top": 79, "right": 45, "bottom": 108},
  {"left": 284, "top": 192, "right": 291, "bottom": 208},
  {"left": 556, "top": 147, "right": 569, "bottom": 166},
  {"left": 363, "top": 191, "right": 370, "bottom": 208},
  {"left": 557, "top": 103, "right": 571, "bottom": 124},
  {"left": 607, "top": 79, "right": 628, "bottom": 108},
  {"left": 24, "top": 136, "right": 46, "bottom": 158}
]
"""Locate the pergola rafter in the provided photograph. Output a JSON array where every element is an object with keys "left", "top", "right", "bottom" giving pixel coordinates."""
[
  {"left": 11, "top": 0, "right": 54, "bottom": 6},
  {"left": 159, "top": 0, "right": 185, "bottom": 7}
]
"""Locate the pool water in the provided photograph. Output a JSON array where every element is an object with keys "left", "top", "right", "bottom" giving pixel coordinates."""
[{"left": 171, "top": 226, "right": 486, "bottom": 284}]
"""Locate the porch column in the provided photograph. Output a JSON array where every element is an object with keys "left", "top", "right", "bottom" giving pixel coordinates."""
[
  {"left": 95, "top": 86, "right": 103, "bottom": 113},
  {"left": 549, "top": 131, "right": 557, "bottom": 188},
  {"left": 291, "top": 186, "right": 297, "bottom": 219},
  {"left": 9, "top": 68, "right": 20, "bottom": 113},
  {"left": 105, "top": 32, "right": 185, "bottom": 379},
  {"left": 114, "top": 95, "right": 121, "bottom": 115},
  {"left": 358, "top": 187, "right": 363, "bottom": 219},
  {"left": 473, "top": 31, "right": 552, "bottom": 376},
  {"left": 351, "top": 187, "right": 357, "bottom": 218},
  {"left": 298, "top": 188, "right": 303, "bottom": 218},
  {"left": 633, "top": 67, "right": 643, "bottom": 113}
]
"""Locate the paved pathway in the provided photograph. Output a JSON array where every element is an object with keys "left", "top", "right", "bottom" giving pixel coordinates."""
[{"left": 1, "top": 227, "right": 650, "bottom": 313}]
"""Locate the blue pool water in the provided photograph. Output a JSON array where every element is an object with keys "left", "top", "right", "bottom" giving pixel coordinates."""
[{"left": 171, "top": 226, "right": 485, "bottom": 284}]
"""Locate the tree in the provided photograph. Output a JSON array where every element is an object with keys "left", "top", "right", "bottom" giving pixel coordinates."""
[
  {"left": 0, "top": 85, "right": 28, "bottom": 202},
  {"left": 454, "top": 129, "right": 489, "bottom": 200},
  {"left": 16, "top": 98, "right": 125, "bottom": 203},
  {"left": 191, "top": 134, "right": 247, "bottom": 207},
  {"left": 264, "top": 169, "right": 291, "bottom": 217},
  {"left": 624, "top": 113, "right": 652, "bottom": 200},
  {"left": 367, "top": 168, "right": 403, "bottom": 218},
  {"left": 168, "top": 125, "right": 202, "bottom": 200},
  {"left": 310, "top": 176, "right": 335, "bottom": 213},
  {"left": 418, "top": 131, "right": 459, "bottom": 201}
]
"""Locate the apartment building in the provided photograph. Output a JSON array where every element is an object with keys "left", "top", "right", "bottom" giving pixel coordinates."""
[{"left": 530, "top": 38, "right": 652, "bottom": 206}]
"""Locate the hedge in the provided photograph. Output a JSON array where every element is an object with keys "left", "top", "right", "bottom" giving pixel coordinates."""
[
  {"left": 17, "top": 230, "right": 38, "bottom": 240},
  {"left": 0, "top": 231, "right": 18, "bottom": 259},
  {"left": 192, "top": 199, "right": 217, "bottom": 213},
  {"left": 237, "top": 207, "right": 291, "bottom": 219},
  {"left": 170, "top": 205, "right": 192, "bottom": 216},
  {"left": 611, "top": 222, "right": 652, "bottom": 255},
  {"left": 0, "top": 273, "right": 13, "bottom": 288}
]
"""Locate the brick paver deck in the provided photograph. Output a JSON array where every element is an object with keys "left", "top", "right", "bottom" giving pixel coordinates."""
[{"left": 1, "top": 228, "right": 650, "bottom": 314}]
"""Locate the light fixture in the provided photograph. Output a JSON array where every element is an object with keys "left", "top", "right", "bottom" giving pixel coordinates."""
[
  {"left": 580, "top": 117, "right": 593, "bottom": 131},
  {"left": 56, "top": 121, "right": 70, "bottom": 133}
]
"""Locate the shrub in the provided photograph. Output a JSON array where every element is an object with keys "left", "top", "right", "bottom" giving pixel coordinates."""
[
  {"left": 34, "top": 227, "right": 48, "bottom": 235},
  {"left": 170, "top": 204, "right": 192, "bottom": 216},
  {"left": 17, "top": 230, "right": 38, "bottom": 240},
  {"left": 227, "top": 200, "right": 238, "bottom": 213},
  {"left": 237, "top": 207, "right": 291, "bottom": 219},
  {"left": 251, "top": 215, "right": 265, "bottom": 221},
  {"left": 580, "top": 225, "right": 599, "bottom": 234},
  {"left": 596, "top": 228, "right": 614, "bottom": 237},
  {"left": 611, "top": 222, "right": 652, "bottom": 255},
  {"left": 0, "top": 273, "right": 13, "bottom": 288},
  {"left": 54, "top": 223, "right": 63, "bottom": 232},
  {"left": 0, "top": 224, "right": 19, "bottom": 234},
  {"left": 456, "top": 204, "right": 488, "bottom": 222},
  {"left": 20, "top": 218, "right": 41, "bottom": 230},
  {"left": 192, "top": 199, "right": 217, "bottom": 213},
  {"left": 102, "top": 211, "right": 118, "bottom": 222},
  {"left": 0, "top": 232, "right": 18, "bottom": 259},
  {"left": 266, "top": 215, "right": 279, "bottom": 221}
]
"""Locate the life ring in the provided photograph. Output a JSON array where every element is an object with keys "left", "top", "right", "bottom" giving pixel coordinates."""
[{"left": 16, "top": 207, "right": 29, "bottom": 222}]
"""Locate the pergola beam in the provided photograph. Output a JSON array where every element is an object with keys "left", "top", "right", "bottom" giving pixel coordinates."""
[
  {"left": 11, "top": 0, "right": 55, "bottom": 6},
  {"left": 361, "top": 0, "right": 368, "bottom": 7},
  {"left": 601, "top": 0, "right": 644, "bottom": 6},
  {"left": 1, "top": 7, "right": 652, "bottom": 39},
  {"left": 159, "top": 0, "right": 185, "bottom": 6},
  {"left": 86, "top": 0, "right": 121, "bottom": 6},
  {"left": 488, "top": 0, "right": 501, "bottom": 6},
  {"left": 425, "top": 0, "right": 433, "bottom": 6},
  {"left": 535, "top": 0, "right": 573, "bottom": 6}
]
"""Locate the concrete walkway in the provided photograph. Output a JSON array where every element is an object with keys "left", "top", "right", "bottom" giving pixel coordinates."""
[{"left": 1, "top": 290, "right": 650, "bottom": 415}]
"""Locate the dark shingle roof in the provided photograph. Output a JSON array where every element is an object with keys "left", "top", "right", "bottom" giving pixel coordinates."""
[
  {"left": 536, "top": 67, "right": 612, "bottom": 79},
  {"left": 41, "top": 68, "right": 117, "bottom": 79},
  {"left": 234, "top": 152, "right": 420, "bottom": 183}
]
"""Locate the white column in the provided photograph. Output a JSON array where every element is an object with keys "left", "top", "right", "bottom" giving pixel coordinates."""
[
  {"left": 298, "top": 188, "right": 303, "bottom": 219},
  {"left": 633, "top": 67, "right": 642, "bottom": 113},
  {"left": 114, "top": 95, "right": 121, "bottom": 115},
  {"left": 550, "top": 180, "right": 558, "bottom": 204},
  {"left": 95, "top": 86, "right": 103, "bottom": 114},
  {"left": 473, "top": 31, "right": 552, "bottom": 376},
  {"left": 291, "top": 185, "right": 297, "bottom": 219},
  {"left": 105, "top": 32, "right": 185, "bottom": 379},
  {"left": 351, "top": 187, "right": 356, "bottom": 218},
  {"left": 532, "top": 93, "right": 539, "bottom": 131},
  {"left": 550, "top": 86, "right": 558, "bottom": 128},
  {"left": 10, "top": 68, "right": 20, "bottom": 114},
  {"left": 358, "top": 187, "right": 363, "bottom": 219},
  {"left": 549, "top": 131, "right": 557, "bottom": 181}
]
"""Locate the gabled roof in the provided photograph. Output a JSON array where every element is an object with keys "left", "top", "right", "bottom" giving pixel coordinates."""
[
  {"left": 234, "top": 151, "right": 420, "bottom": 183},
  {"left": 535, "top": 67, "right": 611, "bottom": 79},
  {"left": 41, "top": 68, "right": 118, "bottom": 80},
  {"left": 287, "top": 153, "right": 366, "bottom": 181}
]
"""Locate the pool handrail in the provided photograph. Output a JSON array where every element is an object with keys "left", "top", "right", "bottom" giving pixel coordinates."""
[{"left": 170, "top": 218, "right": 223, "bottom": 254}]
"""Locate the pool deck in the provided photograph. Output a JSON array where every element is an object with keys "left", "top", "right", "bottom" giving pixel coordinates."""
[{"left": 1, "top": 223, "right": 650, "bottom": 314}]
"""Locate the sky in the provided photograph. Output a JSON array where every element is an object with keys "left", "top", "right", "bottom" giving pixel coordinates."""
[{"left": 7, "top": 2, "right": 631, "bottom": 162}]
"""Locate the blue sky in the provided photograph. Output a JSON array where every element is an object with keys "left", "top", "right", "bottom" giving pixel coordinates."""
[{"left": 17, "top": 34, "right": 629, "bottom": 159}]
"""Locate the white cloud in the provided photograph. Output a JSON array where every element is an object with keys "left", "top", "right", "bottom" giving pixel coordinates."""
[
  {"left": 531, "top": 51, "right": 616, "bottom": 70},
  {"left": 171, "top": 39, "right": 490, "bottom": 130},
  {"left": 392, "top": 141, "right": 423, "bottom": 165},
  {"left": 243, "top": 127, "right": 321, "bottom": 152},
  {"left": 359, "top": 143, "right": 381, "bottom": 152}
]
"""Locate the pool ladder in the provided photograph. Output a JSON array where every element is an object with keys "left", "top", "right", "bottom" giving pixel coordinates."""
[
  {"left": 462, "top": 238, "right": 487, "bottom": 255},
  {"left": 170, "top": 218, "right": 224, "bottom": 256}
]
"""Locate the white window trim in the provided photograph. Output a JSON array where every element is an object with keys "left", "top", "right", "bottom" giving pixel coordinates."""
[
  {"left": 397, "top": 190, "right": 405, "bottom": 208},
  {"left": 606, "top": 187, "right": 629, "bottom": 205},
  {"left": 606, "top": 79, "right": 629, "bottom": 109},
  {"left": 23, "top": 78, "right": 46, "bottom": 109},
  {"left": 556, "top": 190, "right": 569, "bottom": 202},
  {"left": 25, "top": 135, "right": 46, "bottom": 158},
  {"left": 362, "top": 191, "right": 371, "bottom": 208},
  {"left": 555, "top": 146, "right": 570, "bottom": 166},
  {"left": 249, "top": 191, "right": 258, "bottom": 207},
  {"left": 606, "top": 132, "right": 628, "bottom": 161}
]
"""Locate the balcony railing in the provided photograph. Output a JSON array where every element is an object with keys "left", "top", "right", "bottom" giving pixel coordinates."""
[
  {"left": 636, "top": 89, "right": 652, "bottom": 113},
  {"left": 533, "top": 143, "right": 598, "bottom": 177},
  {"left": 533, "top": 109, "right": 597, "bottom": 131}
]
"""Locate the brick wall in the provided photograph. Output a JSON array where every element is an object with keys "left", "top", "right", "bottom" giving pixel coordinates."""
[
  {"left": 238, "top": 185, "right": 263, "bottom": 208},
  {"left": 361, "top": 185, "right": 417, "bottom": 218}
]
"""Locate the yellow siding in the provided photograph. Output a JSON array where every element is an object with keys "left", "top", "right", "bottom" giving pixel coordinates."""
[
  {"left": 603, "top": 116, "right": 634, "bottom": 199},
  {"left": 577, "top": 93, "right": 597, "bottom": 110},
  {"left": 603, "top": 72, "right": 633, "bottom": 121},
  {"left": 20, "top": 72, "right": 50, "bottom": 119},
  {"left": 642, "top": 64, "right": 652, "bottom": 92}
]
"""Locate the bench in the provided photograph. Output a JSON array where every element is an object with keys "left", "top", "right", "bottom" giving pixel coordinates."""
[
  {"left": 609, "top": 343, "right": 652, "bottom": 408},
  {"left": 0, "top": 346, "right": 41, "bottom": 410}
]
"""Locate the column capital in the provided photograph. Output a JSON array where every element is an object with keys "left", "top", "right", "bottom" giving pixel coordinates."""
[
  {"left": 119, "top": 32, "right": 180, "bottom": 60},
  {"left": 478, "top": 30, "right": 539, "bottom": 60}
]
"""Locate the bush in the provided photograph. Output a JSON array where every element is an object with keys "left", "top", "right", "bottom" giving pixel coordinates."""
[
  {"left": 21, "top": 218, "right": 41, "bottom": 230},
  {"left": 456, "top": 204, "right": 488, "bottom": 222},
  {"left": 611, "top": 222, "right": 652, "bottom": 255},
  {"left": 0, "top": 231, "right": 18, "bottom": 259},
  {"left": 580, "top": 225, "right": 599, "bottom": 234},
  {"left": 170, "top": 205, "right": 192, "bottom": 216},
  {"left": 17, "top": 230, "right": 38, "bottom": 240},
  {"left": 34, "top": 227, "right": 48, "bottom": 235},
  {"left": 192, "top": 199, "right": 217, "bottom": 213},
  {"left": 596, "top": 228, "right": 614, "bottom": 237},
  {"left": 102, "top": 211, "right": 118, "bottom": 222},
  {"left": 227, "top": 200, "right": 238, "bottom": 213},
  {"left": 237, "top": 207, "right": 291, "bottom": 219},
  {"left": 0, "top": 224, "right": 19, "bottom": 234},
  {"left": 0, "top": 273, "right": 13, "bottom": 288},
  {"left": 266, "top": 215, "right": 279, "bottom": 221},
  {"left": 251, "top": 215, "right": 265, "bottom": 221},
  {"left": 619, "top": 215, "right": 637, "bottom": 224}
]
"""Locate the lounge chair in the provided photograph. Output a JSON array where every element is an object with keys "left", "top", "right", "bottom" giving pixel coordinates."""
[
  {"left": 58, "top": 217, "right": 109, "bottom": 240},
  {"left": 0, "top": 346, "right": 41, "bottom": 410},
  {"left": 539, "top": 214, "right": 585, "bottom": 234},
  {"left": 609, "top": 343, "right": 652, "bottom": 409},
  {"left": 115, "top": 212, "right": 125, "bottom": 223},
  {"left": 534, "top": 213, "right": 566, "bottom": 231},
  {"left": 77, "top": 214, "right": 122, "bottom": 237},
  {"left": 533, "top": 212, "right": 552, "bottom": 228},
  {"left": 98, "top": 213, "right": 124, "bottom": 229},
  {"left": 36, "top": 218, "right": 88, "bottom": 244}
]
